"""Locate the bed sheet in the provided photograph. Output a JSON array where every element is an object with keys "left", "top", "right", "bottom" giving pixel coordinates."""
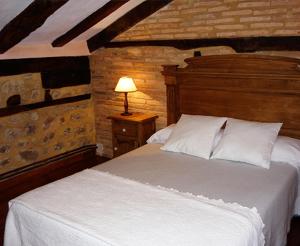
[
  {"left": 5, "top": 170, "right": 264, "bottom": 246},
  {"left": 93, "top": 143, "right": 298, "bottom": 246}
]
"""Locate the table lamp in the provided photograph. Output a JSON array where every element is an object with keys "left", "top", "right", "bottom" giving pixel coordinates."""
[{"left": 115, "top": 76, "right": 137, "bottom": 116}]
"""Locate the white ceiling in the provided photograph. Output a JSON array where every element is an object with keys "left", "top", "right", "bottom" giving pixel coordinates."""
[
  {"left": 0, "top": 0, "right": 32, "bottom": 30},
  {"left": 0, "top": 0, "right": 145, "bottom": 59}
]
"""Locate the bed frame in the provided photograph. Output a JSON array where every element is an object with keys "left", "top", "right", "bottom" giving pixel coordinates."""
[{"left": 162, "top": 54, "right": 300, "bottom": 139}]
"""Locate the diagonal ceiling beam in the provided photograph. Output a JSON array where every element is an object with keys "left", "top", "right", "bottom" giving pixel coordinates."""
[
  {"left": 87, "top": 0, "right": 173, "bottom": 52},
  {"left": 52, "top": 0, "right": 129, "bottom": 47},
  {"left": 0, "top": 0, "right": 69, "bottom": 54}
]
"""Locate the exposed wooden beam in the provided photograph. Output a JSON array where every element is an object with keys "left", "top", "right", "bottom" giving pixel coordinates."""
[
  {"left": 52, "top": 0, "right": 129, "bottom": 47},
  {"left": 0, "top": 56, "right": 90, "bottom": 88},
  {"left": 104, "top": 36, "right": 300, "bottom": 53},
  {"left": 0, "top": 0, "right": 69, "bottom": 54},
  {"left": 0, "top": 94, "right": 91, "bottom": 118},
  {"left": 87, "top": 0, "right": 173, "bottom": 52}
]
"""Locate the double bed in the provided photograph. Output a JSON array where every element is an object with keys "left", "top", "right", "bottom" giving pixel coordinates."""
[{"left": 4, "top": 54, "right": 300, "bottom": 246}]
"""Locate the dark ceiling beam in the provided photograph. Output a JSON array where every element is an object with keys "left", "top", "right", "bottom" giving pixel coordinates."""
[
  {"left": 52, "top": 0, "right": 129, "bottom": 47},
  {"left": 0, "top": 0, "right": 69, "bottom": 54},
  {"left": 103, "top": 36, "right": 300, "bottom": 53},
  {"left": 0, "top": 56, "right": 90, "bottom": 88},
  {"left": 87, "top": 0, "right": 173, "bottom": 52}
]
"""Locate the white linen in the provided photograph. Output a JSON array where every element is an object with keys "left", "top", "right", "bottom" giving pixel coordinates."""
[
  {"left": 5, "top": 169, "right": 265, "bottom": 246},
  {"left": 149, "top": 124, "right": 300, "bottom": 169},
  {"left": 161, "top": 114, "right": 227, "bottom": 159},
  {"left": 93, "top": 144, "right": 298, "bottom": 246},
  {"left": 272, "top": 136, "right": 300, "bottom": 214},
  {"left": 212, "top": 118, "right": 282, "bottom": 168},
  {"left": 214, "top": 131, "right": 300, "bottom": 166},
  {"left": 272, "top": 136, "right": 300, "bottom": 167},
  {"left": 146, "top": 124, "right": 175, "bottom": 144},
  {"left": 148, "top": 123, "right": 223, "bottom": 149}
]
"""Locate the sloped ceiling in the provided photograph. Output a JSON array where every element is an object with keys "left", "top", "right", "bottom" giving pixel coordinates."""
[{"left": 0, "top": 0, "right": 145, "bottom": 59}]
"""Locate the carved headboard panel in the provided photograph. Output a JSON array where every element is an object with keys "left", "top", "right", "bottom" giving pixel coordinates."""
[{"left": 161, "top": 54, "right": 300, "bottom": 139}]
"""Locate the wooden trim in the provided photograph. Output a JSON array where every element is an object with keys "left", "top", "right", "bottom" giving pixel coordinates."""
[
  {"left": 0, "top": 94, "right": 91, "bottom": 118},
  {"left": 87, "top": 0, "right": 173, "bottom": 52},
  {"left": 162, "top": 65, "right": 179, "bottom": 125},
  {"left": 0, "top": 56, "right": 90, "bottom": 88},
  {"left": 0, "top": 145, "right": 96, "bottom": 181},
  {"left": 162, "top": 54, "right": 300, "bottom": 139},
  {"left": 0, "top": 0, "right": 69, "bottom": 53},
  {"left": 52, "top": 0, "right": 129, "bottom": 47},
  {"left": 104, "top": 36, "right": 300, "bottom": 52}
]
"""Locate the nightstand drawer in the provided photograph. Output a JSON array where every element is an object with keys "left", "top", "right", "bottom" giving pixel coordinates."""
[
  {"left": 108, "top": 113, "right": 158, "bottom": 158},
  {"left": 113, "top": 135, "right": 138, "bottom": 157},
  {"left": 113, "top": 121, "right": 137, "bottom": 137}
]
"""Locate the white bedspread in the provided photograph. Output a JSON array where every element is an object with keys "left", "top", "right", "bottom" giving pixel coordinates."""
[{"left": 5, "top": 169, "right": 265, "bottom": 246}]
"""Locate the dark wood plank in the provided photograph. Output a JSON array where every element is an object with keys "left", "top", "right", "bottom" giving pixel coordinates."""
[
  {"left": 0, "top": 94, "right": 91, "bottom": 118},
  {"left": 0, "top": 144, "right": 109, "bottom": 245},
  {"left": 41, "top": 69, "right": 90, "bottom": 88},
  {"left": 87, "top": 0, "right": 173, "bottom": 52},
  {"left": 105, "top": 36, "right": 300, "bottom": 52},
  {"left": 287, "top": 216, "right": 300, "bottom": 246},
  {"left": 0, "top": 0, "right": 69, "bottom": 53},
  {"left": 52, "top": 0, "right": 129, "bottom": 47},
  {"left": 0, "top": 56, "right": 90, "bottom": 88}
]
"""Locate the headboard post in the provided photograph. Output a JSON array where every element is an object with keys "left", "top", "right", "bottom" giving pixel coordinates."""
[{"left": 162, "top": 65, "right": 180, "bottom": 125}]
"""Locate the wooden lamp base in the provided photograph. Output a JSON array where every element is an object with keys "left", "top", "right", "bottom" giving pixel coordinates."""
[
  {"left": 121, "top": 112, "right": 132, "bottom": 116},
  {"left": 121, "top": 92, "right": 132, "bottom": 116}
]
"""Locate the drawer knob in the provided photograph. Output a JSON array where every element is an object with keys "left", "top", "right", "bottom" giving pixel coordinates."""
[
  {"left": 122, "top": 128, "right": 126, "bottom": 132},
  {"left": 114, "top": 147, "right": 118, "bottom": 151}
]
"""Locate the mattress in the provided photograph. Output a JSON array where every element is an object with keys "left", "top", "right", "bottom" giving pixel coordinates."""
[
  {"left": 4, "top": 143, "right": 298, "bottom": 246},
  {"left": 92, "top": 143, "right": 298, "bottom": 246}
]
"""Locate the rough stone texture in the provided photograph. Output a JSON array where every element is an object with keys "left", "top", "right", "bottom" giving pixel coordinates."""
[
  {"left": 19, "top": 150, "right": 39, "bottom": 162},
  {"left": 0, "top": 145, "right": 9, "bottom": 153},
  {"left": 116, "top": 0, "right": 300, "bottom": 41},
  {"left": 91, "top": 0, "right": 300, "bottom": 157},
  {"left": 0, "top": 159, "right": 9, "bottom": 167},
  {"left": 0, "top": 79, "right": 96, "bottom": 175},
  {"left": 50, "top": 84, "right": 91, "bottom": 100},
  {"left": 0, "top": 99, "right": 96, "bottom": 175},
  {"left": 0, "top": 73, "right": 43, "bottom": 108}
]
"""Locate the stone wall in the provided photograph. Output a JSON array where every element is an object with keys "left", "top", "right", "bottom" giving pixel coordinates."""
[
  {"left": 0, "top": 73, "right": 96, "bottom": 175},
  {"left": 91, "top": 0, "right": 300, "bottom": 158}
]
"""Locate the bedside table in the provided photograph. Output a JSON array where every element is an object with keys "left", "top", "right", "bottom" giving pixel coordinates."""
[{"left": 108, "top": 113, "right": 158, "bottom": 157}]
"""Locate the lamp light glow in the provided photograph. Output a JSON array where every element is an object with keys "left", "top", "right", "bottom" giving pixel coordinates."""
[
  {"left": 114, "top": 77, "right": 137, "bottom": 116},
  {"left": 115, "top": 77, "right": 137, "bottom": 93}
]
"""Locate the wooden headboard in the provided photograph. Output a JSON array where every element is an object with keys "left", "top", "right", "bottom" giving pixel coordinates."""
[{"left": 161, "top": 54, "right": 300, "bottom": 139}]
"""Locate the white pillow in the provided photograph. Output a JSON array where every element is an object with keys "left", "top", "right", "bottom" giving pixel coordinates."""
[
  {"left": 272, "top": 136, "right": 300, "bottom": 167},
  {"left": 213, "top": 130, "right": 300, "bottom": 167},
  {"left": 148, "top": 124, "right": 223, "bottom": 147},
  {"left": 147, "top": 124, "right": 175, "bottom": 144},
  {"left": 161, "top": 114, "right": 227, "bottom": 159},
  {"left": 212, "top": 118, "right": 282, "bottom": 169}
]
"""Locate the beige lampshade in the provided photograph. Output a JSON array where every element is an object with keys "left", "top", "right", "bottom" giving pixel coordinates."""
[{"left": 115, "top": 77, "right": 137, "bottom": 92}]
